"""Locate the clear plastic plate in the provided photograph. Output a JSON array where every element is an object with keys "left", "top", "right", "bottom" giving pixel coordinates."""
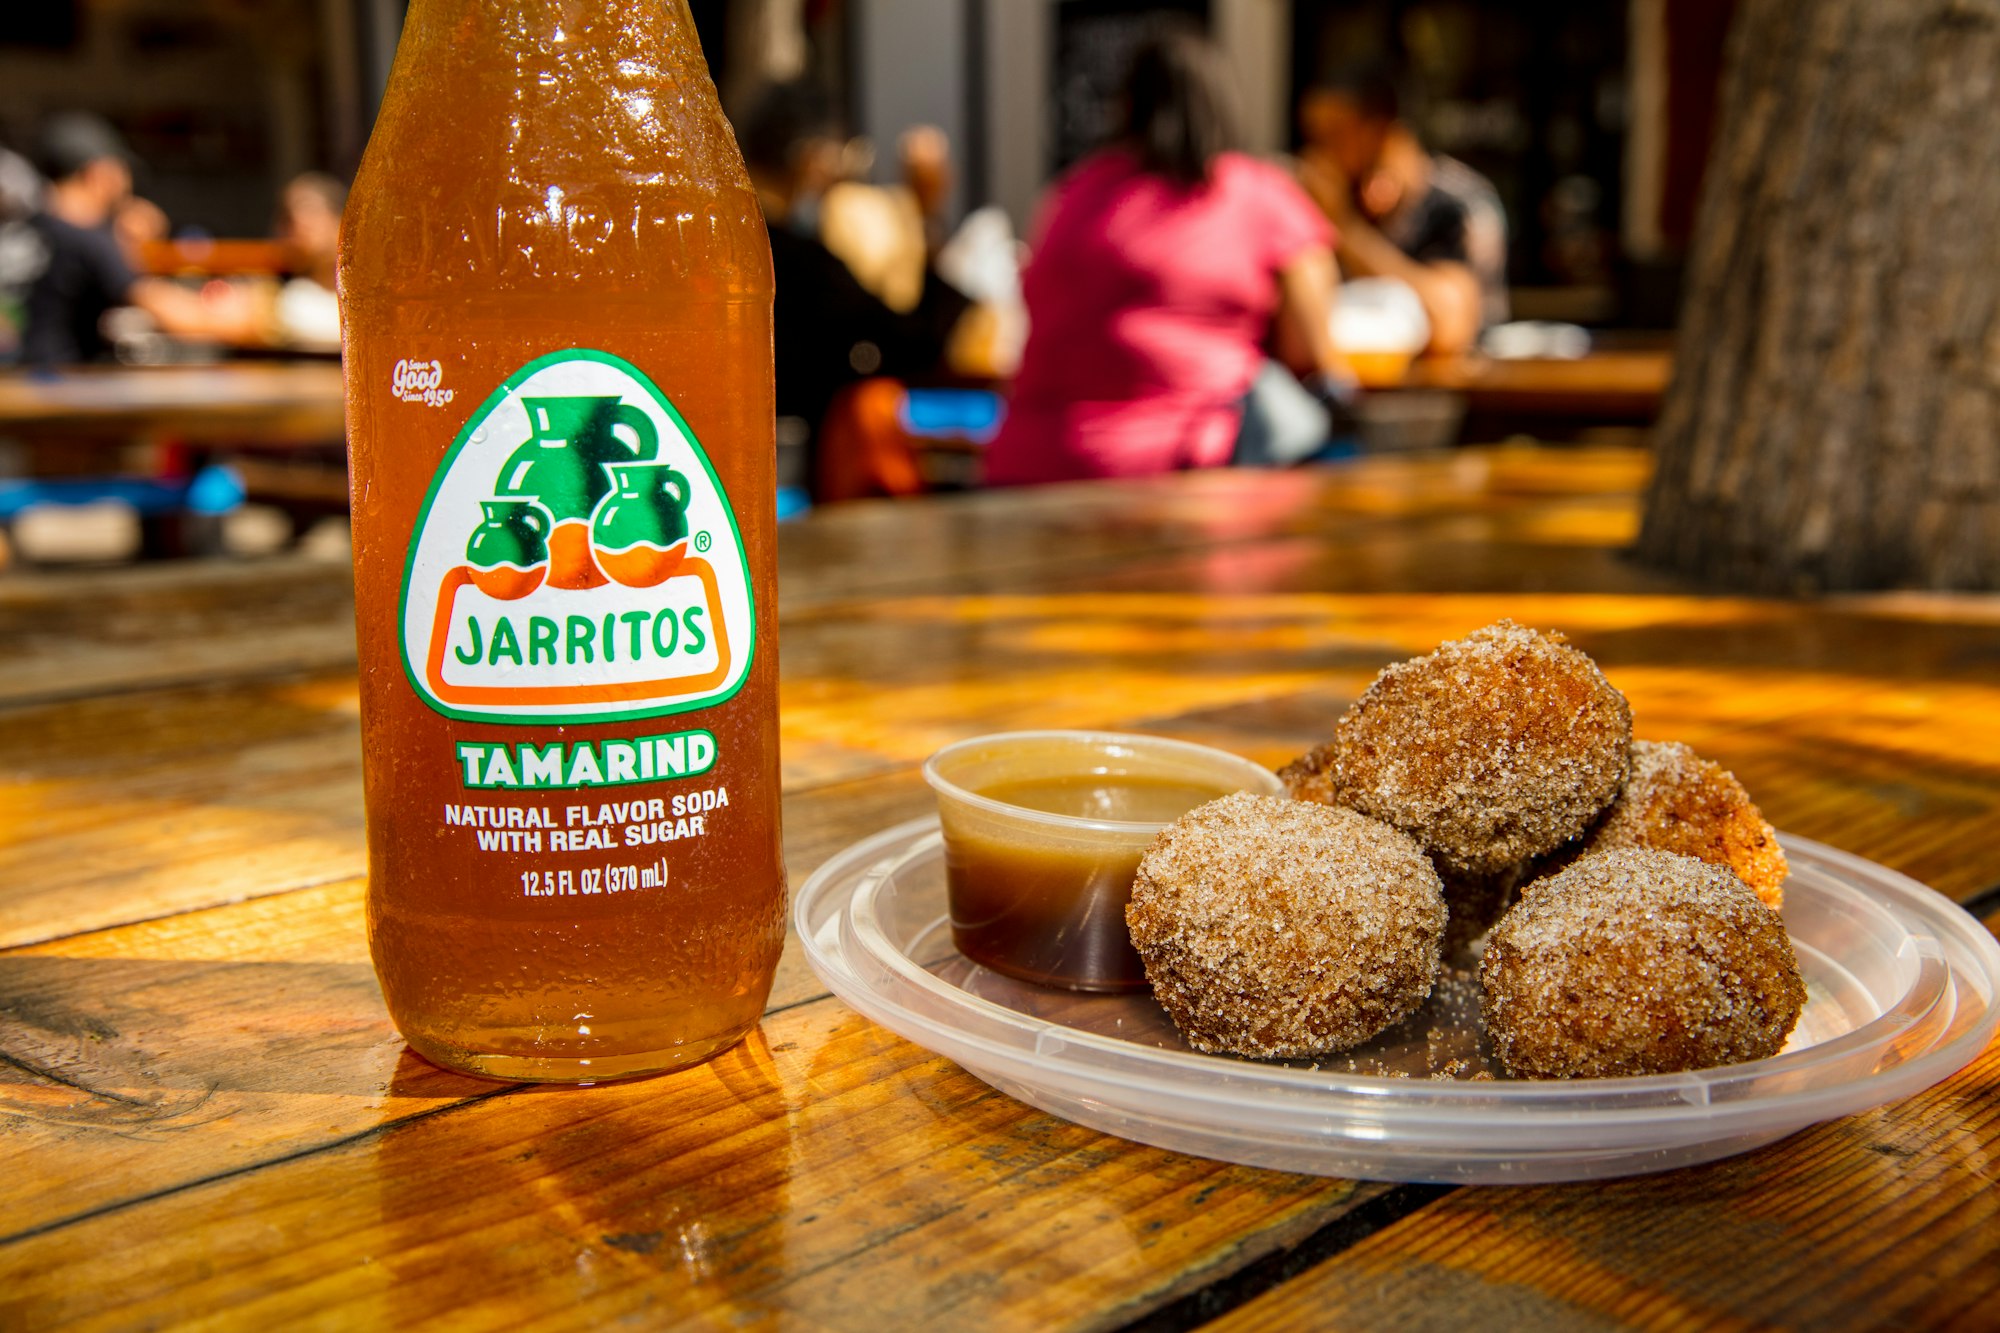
[{"left": 795, "top": 818, "right": 2000, "bottom": 1184}]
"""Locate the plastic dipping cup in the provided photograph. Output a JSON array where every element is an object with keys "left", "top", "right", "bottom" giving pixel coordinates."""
[{"left": 923, "top": 731, "right": 1286, "bottom": 993}]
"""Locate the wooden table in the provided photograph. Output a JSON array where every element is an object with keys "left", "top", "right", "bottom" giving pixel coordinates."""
[
  {"left": 4, "top": 445, "right": 1998, "bottom": 1329},
  {"left": 0, "top": 362, "right": 345, "bottom": 446},
  {"left": 1399, "top": 349, "right": 1674, "bottom": 419},
  {"left": 1332, "top": 348, "right": 1676, "bottom": 451},
  {"left": 136, "top": 238, "right": 296, "bottom": 279},
  {"left": 0, "top": 363, "right": 351, "bottom": 547}
]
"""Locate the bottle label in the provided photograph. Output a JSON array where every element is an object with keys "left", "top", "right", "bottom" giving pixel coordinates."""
[{"left": 398, "top": 348, "right": 755, "bottom": 725}]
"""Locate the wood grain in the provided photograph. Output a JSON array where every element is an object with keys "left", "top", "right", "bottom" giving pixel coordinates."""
[
  {"left": 0, "top": 363, "right": 345, "bottom": 444},
  {"left": 0, "top": 445, "right": 1661, "bottom": 944},
  {"left": 0, "top": 761, "right": 928, "bottom": 1234},
  {"left": 4, "top": 446, "right": 1999, "bottom": 1330},
  {"left": 0, "top": 558, "right": 355, "bottom": 708},
  {"left": 0, "top": 999, "right": 1387, "bottom": 1331},
  {"left": 6, "top": 646, "right": 1997, "bottom": 1241},
  {"left": 11, "top": 588, "right": 1997, "bottom": 950},
  {"left": 0, "top": 673, "right": 365, "bottom": 947},
  {"left": 1211, "top": 947, "right": 2000, "bottom": 1332},
  {"left": 1401, "top": 349, "right": 1672, "bottom": 417}
]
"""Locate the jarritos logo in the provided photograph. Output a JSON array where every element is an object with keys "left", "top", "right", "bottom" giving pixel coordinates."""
[{"left": 398, "top": 349, "right": 755, "bottom": 725}]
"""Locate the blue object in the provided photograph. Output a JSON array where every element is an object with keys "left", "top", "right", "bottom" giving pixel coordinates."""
[
  {"left": 0, "top": 464, "right": 246, "bottom": 519},
  {"left": 775, "top": 486, "right": 811, "bottom": 521},
  {"left": 1305, "top": 438, "right": 1365, "bottom": 464},
  {"left": 899, "top": 389, "right": 1004, "bottom": 442},
  {"left": 185, "top": 464, "right": 249, "bottom": 513}
]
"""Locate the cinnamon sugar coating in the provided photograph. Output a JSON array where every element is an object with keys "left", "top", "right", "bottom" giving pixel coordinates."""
[
  {"left": 1575, "top": 740, "right": 1789, "bottom": 910},
  {"left": 1329, "top": 621, "right": 1632, "bottom": 877},
  {"left": 1127, "top": 793, "right": 1446, "bottom": 1058},
  {"left": 1276, "top": 741, "right": 1343, "bottom": 807},
  {"left": 1280, "top": 754, "right": 1514, "bottom": 950},
  {"left": 1482, "top": 848, "right": 1805, "bottom": 1078}
]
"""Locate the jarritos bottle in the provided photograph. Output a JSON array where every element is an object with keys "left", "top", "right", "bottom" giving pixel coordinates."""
[{"left": 338, "top": 0, "right": 783, "bottom": 1081}]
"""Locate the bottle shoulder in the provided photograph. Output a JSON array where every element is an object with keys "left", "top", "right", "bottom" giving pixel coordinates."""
[
  {"left": 340, "top": 37, "right": 771, "bottom": 303},
  {"left": 341, "top": 174, "right": 773, "bottom": 303}
]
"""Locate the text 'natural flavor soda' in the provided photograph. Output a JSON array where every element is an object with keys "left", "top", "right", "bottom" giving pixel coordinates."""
[{"left": 338, "top": 0, "right": 783, "bottom": 1082}]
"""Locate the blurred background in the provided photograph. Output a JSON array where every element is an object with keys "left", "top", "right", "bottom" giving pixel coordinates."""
[
  {"left": 0, "top": 0, "right": 1728, "bottom": 321},
  {"left": 0, "top": 0, "right": 1849, "bottom": 569}
]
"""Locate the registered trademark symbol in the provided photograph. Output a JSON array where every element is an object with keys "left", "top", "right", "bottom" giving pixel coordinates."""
[{"left": 694, "top": 531, "right": 713, "bottom": 553}]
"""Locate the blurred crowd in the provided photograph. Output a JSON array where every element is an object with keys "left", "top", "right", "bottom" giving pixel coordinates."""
[
  {"left": 0, "top": 112, "right": 343, "bottom": 367},
  {"left": 3, "top": 22, "right": 1512, "bottom": 500},
  {"left": 743, "top": 22, "right": 1509, "bottom": 494}
]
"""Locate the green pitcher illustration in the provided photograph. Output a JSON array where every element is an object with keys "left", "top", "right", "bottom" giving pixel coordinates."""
[
  {"left": 464, "top": 498, "right": 551, "bottom": 599},
  {"left": 495, "top": 396, "right": 659, "bottom": 589},
  {"left": 593, "top": 460, "right": 694, "bottom": 588}
]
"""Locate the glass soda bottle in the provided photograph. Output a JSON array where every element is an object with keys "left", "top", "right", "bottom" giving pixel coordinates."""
[{"left": 338, "top": 0, "right": 784, "bottom": 1081}]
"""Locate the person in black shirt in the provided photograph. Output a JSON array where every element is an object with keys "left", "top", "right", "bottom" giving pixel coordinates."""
[
  {"left": 734, "top": 83, "right": 969, "bottom": 498},
  {"left": 20, "top": 112, "right": 253, "bottom": 366},
  {"left": 25, "top": 210, "right": 134, "bottom": 366},
  {"left": 1296, "top": 67, "right": 1508, "bottom": 355}
]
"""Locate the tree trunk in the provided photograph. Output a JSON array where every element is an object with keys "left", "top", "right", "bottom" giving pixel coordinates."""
[{"left": 1637, "top": 0, "right": 2000, "bottom": 592}]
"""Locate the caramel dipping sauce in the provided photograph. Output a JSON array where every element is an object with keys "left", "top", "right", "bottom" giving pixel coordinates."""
[
  {"left": 979, "top": 775, "right": 1232, "bottom": 823},
  {"left": 923, "top": 733, "right": 1286, "bottom": 992}
]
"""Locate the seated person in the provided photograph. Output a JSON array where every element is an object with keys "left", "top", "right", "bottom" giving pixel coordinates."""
[
  {"left": 735, "top": 83, "right": 969, "bottom": 500},
  {"left": 819, "top": 126, "right": 954, "bottom": 315},
  {"left": 20, "top": 112, "right": 254, "bottom": 366},
  {"left": 0, "top": 142, "right": 45, "bottom": 359},
  {"left": 986, "top": 26, "right": 1347, "bottom": 486},
  {"left": 1296, "top": 66, "right": 1508, "bottom": 356},
  {"left": 272, "top": 171, "right": 346, "bottom": 350}
]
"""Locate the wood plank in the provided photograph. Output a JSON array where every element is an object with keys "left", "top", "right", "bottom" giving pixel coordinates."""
[
  {"left": 6, "top": 662, "right": 1998, "bottom": 1240},
  {"left": 0, "top": 766, "right": 928, "bottom": 1233},
  {"left": 0, "top": 996, "right": 1388, "bottom": 1332},
  {"left": 0, "top": 673, "right": 364, "bottom": 947},
  {"left": 776, "top": 446, "right": 1656, "bottom": 612},
  {"left": 136, "top": 238, "right": 294, "bottom": 278},
  {"left": 0, "top": 558, "right": 355, "bottom": 708},
  {"left": 1210, "top": 1014, "right": 2000, "bottom": 1332},
  {"left": 1399, "top": 350, "right": 1673, "bottom": 416},
  {"left": 0, "top": 444, "right": 1647, "bottom": 705},
  {"left": 0, "top": 463, "right": 1664, "bottom": 942},
  {"left": 0, "top": 364, "right": 345, "bottom": 441},
  {"left": 18, "top": 909, "right": 1994, "bottom": 1333},
  {"left": 8, "top": 585, "right": 2000, "bottom": 949}
]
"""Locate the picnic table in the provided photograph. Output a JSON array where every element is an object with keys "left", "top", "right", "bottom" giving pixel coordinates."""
[
  {"left": 1399, "top": 347, "right": 1673, "bottom": 419},
  {"left": 0, "top": 363, "right": 350, "bottom": 552},
  {"left": 1347, "top": 345, "right": 1677, "bottom": 449},
  {"left": 0, "top": 362, "right": 345, "bottom": 446},
  {"left": 3, "top": 444, "right": 1996, "bottom": 1328}
]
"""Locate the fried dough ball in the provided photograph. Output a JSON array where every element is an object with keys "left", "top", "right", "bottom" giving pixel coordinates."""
[
  {"left": 1282, "top": 738, "right": 1522, "bottom": 955},
  {"left": 1127, "top": 793, "right": 1446, "bottom": 1058},
  {"left": 1576, "top": 740, "right": 1788, "bottom": 911},
  {"left": 1482, "top": 848, "right": 1805, "bottom": 1079},
  {"left": 1276, "top": 741, "right": 1343, "bottom": 806},
  {"left": 1330, "top": 620, "right": 1632, "bottom": 878}
]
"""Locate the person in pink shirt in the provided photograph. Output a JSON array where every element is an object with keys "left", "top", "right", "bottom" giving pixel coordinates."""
[{"left": 986, "top": 27, "right": 1346, "bottom": 486}]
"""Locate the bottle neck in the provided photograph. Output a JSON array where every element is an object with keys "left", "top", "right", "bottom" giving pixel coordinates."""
[
  {"left": 369, "top": 0, "right": 732, "bottom": 182},
  {"left": 346, "top": 0, "right": 765, "bottom": 298},
  {"left": 388, "top": 0, "right": 710, "bottom": 113},
  {"left": 399, "top": 0, "right": 700, "bottom": 46}
]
